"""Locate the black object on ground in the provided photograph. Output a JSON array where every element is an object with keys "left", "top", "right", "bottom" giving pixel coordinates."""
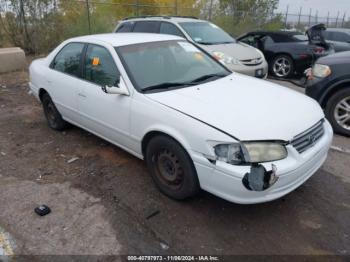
[{"left": 34, "top": 205, "right": 51, "bottom": 216}]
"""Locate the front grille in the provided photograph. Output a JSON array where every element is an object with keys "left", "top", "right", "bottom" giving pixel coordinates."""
[
  {"left": 291, "top": 120, "right": 325, "bottom": 153},
  {"left": 240, "top": 57, "right": 263, "bottom": 66}
]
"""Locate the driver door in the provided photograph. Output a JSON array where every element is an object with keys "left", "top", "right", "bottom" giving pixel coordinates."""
[{"left": 77, "top": 43, "right": 132, "bottom": 147}]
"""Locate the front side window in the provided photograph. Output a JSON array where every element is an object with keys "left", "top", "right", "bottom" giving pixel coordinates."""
[
  {"left": 160, "top": 22, "right": 184, "bottom": 37},
  {"left": 84, "top": 44, "right": 120, "bottom": 87},
  {"left": 116, "top": 40, "right": 230, "bottom": 92},
  {"left": 51, "top": 42, "right": 85, "bottom": 77},
  {"left": 179, "top": 22, "right": 234, "bottom": 45},
  {"left": 133, "top": 21, "right": 160, "bottom": 33}
]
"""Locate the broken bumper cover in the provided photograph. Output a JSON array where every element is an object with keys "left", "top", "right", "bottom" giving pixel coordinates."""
[{"left": 191, "top": 120, "right": 333, "bottom": 204}]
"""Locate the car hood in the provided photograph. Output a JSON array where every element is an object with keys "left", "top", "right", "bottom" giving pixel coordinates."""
[
  {"left": 198, "top": 42, "right": 262, "bottom": 60},
  {"left": 145, "top": 74, "right": 324, "bottom": 141}
]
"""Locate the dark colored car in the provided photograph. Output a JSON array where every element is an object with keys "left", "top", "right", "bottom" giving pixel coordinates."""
[
  {"left": 306, "top": 51, "right": 350, "bottom": 136},
  {"left": 237, "top": 26, "right": 333, "bottom": 78},
  {"left": 322, "top": 28, "right": 350, "bottom": 52}
]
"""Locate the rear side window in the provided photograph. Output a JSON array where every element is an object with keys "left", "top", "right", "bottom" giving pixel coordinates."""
[
  {"left": 332, "top": 32, "right": 350, "bottom": 42},
  {"left": 133, "top": 21, "right": 160, "bottom": 33},
  {"left": 160, "top": 22, "right": 184, "bottom": 37},
  {"left": 116, "top": 22, "right": 134, "bottom": 33},
  {"left": 84, "top": 44, "right": 120, "bottom": 87},
  {"left": 51, "top": 42, "right": 85, "bottom": 77}
]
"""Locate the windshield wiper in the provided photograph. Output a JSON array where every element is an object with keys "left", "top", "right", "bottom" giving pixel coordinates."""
[
  {"left": 196, "top": 41, "right": 216, "bottom": 45},
  {"left": 142, "top": 73, "right": 228, "bottom": 92},
  {"left": 142, "top": 82, "right": 196, "bottom": 92},
  {"left": 188, "top": 73, "right": 228, "bottom": 84},
  {"left": 196, "top": 41, "right": 234, "bottom": 45}
]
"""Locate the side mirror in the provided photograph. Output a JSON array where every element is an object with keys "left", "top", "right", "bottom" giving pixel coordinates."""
[{"left": 101, "top": 76, "right": 129, "bottom": 96}]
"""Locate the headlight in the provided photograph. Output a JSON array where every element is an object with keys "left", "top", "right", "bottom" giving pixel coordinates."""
[
  {"left": 242, "top": 142, "right": 287, "bottom": 163},
  {"left": 312, "top": 64, "right": 331, "bottom": 78},
  {"left": 213, "top": 51, "right": 241, "bottom": 65},
  {"left": 213, "top": 142, "right": 287, "bottom": 165}
]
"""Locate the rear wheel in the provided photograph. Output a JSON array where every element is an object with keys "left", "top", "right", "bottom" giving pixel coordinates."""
[
  {"left": 271, "top": 55, "right": 294, "bottom": 78},
  {"left": 42, "top": 93, "right": 68, "bottom": 131},
  {"left": 325, "top": 89, "right": 350, "bottom": 136},
  {"left": 145, "top": 135, "right": 200, "bottom": 200}
]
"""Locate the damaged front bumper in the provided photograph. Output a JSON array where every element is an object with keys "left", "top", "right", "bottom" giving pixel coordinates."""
[{"left": 191, "top": 120, "right": 333, "bottom": 204}]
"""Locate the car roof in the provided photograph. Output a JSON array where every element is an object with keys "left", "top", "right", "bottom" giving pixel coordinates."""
[
  {"left": 68, "top": 33, "right": 183, "bottom": 47},
  {"left": 120, "top": 16, "right": 206, "bottom": 23}
]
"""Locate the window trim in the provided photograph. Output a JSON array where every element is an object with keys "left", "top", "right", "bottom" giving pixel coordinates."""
[
  {"left": 49, "top": 42, "right": 87, "bottom": 80},
  {"left": 82, "top": 43, "right": 121, "bottom": 88},
  {"left": 159, "top": 21, "right": 186, "bottom": 38}
]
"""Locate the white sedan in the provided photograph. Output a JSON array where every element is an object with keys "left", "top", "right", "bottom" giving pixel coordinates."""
[{"left": 29, "top": 33, "right": 333, "bottom": 204}]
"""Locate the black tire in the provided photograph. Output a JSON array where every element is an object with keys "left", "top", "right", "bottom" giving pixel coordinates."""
[
  {"left": 270, "top": 54, "right": 294, "bottom": 78},
  {"left": 145, "top": 135, "right": 200, "bottom": 200},
  {"left": 42, "top": 93, "right": 68, "bottom": 131},
  {"left": 325, "top": 89, "right": 350, "bottom": 136}
]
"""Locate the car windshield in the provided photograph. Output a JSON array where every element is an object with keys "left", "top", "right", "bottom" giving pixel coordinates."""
[
  {"left": 179, "top": 22, "right": 235, "bottom": 45},
  {"left": 116, "top": 40, "right": 230, "bottom": 92}
]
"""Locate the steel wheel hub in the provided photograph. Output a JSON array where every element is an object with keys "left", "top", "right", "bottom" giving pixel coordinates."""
[{"left": 156, "top": 150, "right": 183, "bottom": 186}]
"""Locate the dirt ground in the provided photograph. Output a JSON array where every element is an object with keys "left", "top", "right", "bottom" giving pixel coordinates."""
[{"left": 0, "top": 69, "right": 350, "bottom": 257}]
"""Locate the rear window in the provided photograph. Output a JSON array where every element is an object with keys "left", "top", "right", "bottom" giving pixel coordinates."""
[
  {"left": 133, "top": 21, "right": 160, "bottom": 33},
  {"left": 116, "top": 22, "right": 134, "bottom": 33}
]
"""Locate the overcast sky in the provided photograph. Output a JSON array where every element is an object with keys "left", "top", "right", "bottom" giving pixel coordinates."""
[{"left": 278, "top": 0, "right": 349, "bottom": 18}]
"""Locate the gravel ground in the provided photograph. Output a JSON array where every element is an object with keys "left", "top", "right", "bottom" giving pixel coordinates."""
[{"left": 0, "top": 70, "right": 349, "bottom": 257}]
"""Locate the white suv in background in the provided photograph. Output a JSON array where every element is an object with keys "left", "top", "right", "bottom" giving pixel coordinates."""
[{"left": 114, "top": 16, "right": 268, "bottom": 78}]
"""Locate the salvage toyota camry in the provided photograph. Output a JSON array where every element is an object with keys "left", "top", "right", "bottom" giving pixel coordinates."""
[{"left": 29, "top": 33, "right": 333, "bottom": 204}]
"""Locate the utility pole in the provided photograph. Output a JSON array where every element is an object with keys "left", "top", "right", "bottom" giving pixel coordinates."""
[
  {"left": 284, "top": 5, "right": 289, "bottom": 28},
  {"left": 297, "top": 7, "right": 302, "bottom": 28},
  {"left": 308, "top": 8, "right": 312, "bottom": 26},
  {"left": 85, "top": 0, "right": 91, "bottom": 34},
  {"left": 175, "top": 0, "right": 178, "bottom": 15},
  {"left": 208, "top": 0, "right": 214, "bottom": 21},
  {"left": 335, "top": 11, "right": 340, "bottom": 27},
  {"left": 326, "top": 11, "right": 329, "bottom": 27},
  {"left": 342, "top": 12, "right": 346, "bottom": 27},
  {"left": 135, "top": 0, "right": 139, "bottom": 16}
]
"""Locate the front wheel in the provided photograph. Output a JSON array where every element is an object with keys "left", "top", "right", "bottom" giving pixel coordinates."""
[
  {"left": 42, "top": 93, "right": 68, "bottom": 131},
  {"left": 271, "top": 55, "right": 294, "bottom": 78},
  {"left": 325, "top": 89, "right": 350, "bottom": 136},
  {"left": 145, "top": 135, "right": 200, "bottom": 200}
]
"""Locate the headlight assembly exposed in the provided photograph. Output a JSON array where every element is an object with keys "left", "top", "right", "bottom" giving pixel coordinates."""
[
  {"left": 212, "top": 51, "right": 241, "bottom": 65},
  {"left": 213, "top": 142, "right": 287, "bottom": 165},
  {"left": 312, "top": 64, "right": 332, "bottom": 78}
]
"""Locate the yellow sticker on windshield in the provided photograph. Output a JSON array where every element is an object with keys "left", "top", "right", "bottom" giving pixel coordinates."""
[
  {"left": 92, "top": 57, "right": 100, "bottom": 66},
  {"left": 194, "top": 52, "right": 204, "bottom": 61}
]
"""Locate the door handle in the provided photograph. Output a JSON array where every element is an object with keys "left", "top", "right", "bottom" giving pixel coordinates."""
[{"left": 78, "top": 93, "right": 87, "bottom": 98}]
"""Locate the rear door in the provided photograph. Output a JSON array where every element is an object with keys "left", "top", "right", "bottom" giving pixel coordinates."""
[
  {"left": 77, "top": 43, "right": 132, "bottom": 147},
  {"left": 46, "top": 42, "right": 85, "bottom": 122}
]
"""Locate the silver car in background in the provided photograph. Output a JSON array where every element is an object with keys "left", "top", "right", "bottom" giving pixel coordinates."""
[{"left": 114, "top": 16, "right": 268, "bottom": 78}]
